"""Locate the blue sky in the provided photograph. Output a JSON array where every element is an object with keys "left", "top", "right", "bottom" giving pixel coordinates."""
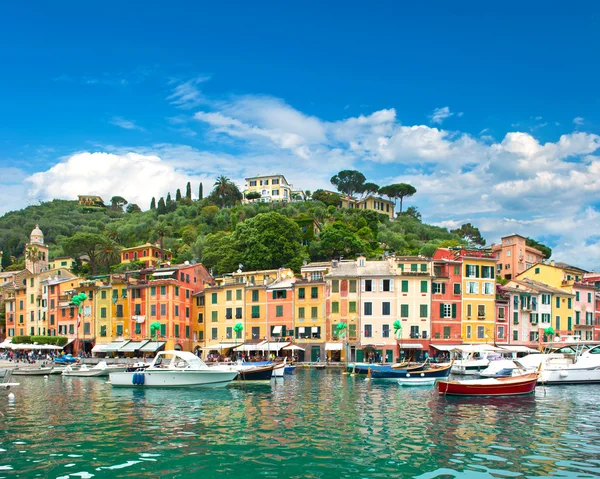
[{"left": 1, "top": 1, "right": 600, "bottom": 267}]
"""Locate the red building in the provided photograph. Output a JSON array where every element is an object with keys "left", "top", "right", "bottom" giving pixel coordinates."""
[
  {"left": 430, "top": 249, "right": 463, "bottom": 354},
  {"left": 128, "top": 263, "right": 213, "bottom": 351}
]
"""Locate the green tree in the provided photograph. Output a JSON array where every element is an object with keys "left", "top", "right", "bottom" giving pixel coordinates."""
[
  {"left": 157, "top": 197, "right": 166, "bottom": 215},
  {"left": 379, "top": 183, "right": 417, "bottom": 213},
  {"left": 451, "top": 223, "right": 486, "bottom": 246},
  {"left": 245, "top": 191, "right": 261, "bottom": 201},
  {"left": 210, "top": 175, "right": 242, "bottom": 208},
  {"left": 330, "top": 170, "right": 366, "bottom": 197},
  {"left": 176, "top": 189, "right": 182, "bottom": 202},
  {"left": 97, "top": 236, "right": 122, "bottom": 273},
  {"left": 62, "top": 232, "right": 106, "bottom": 275},
  {"left": 526, "top": 238, "right": 552, "bottom": 259},
  {"left": 126, "top": 203, "right": 141, "bottom": 214},
  {"left": 150, "top": 197, "right": 156, "bottom": 210},
  {"left": 403, "top": 206, "right": 421, "bottom": 221},
  {"left": 153, "top": 222, "right": 171, "bottom": 260},
  {"left": 186, "top": 182, "right": 192, "bottom": 200},
  {"left": 311, "top": 189, "right": 341, "bottom": 207},
  {"left": 198, "top": 183, "right": 203, "bottom": 200},
  {"left": 314, "top": 222, "right": 366, "bottom": 260},
  {"left": 360, "top": 182, "right": 380, "bottom": 198},
  {"left": 25, "top": 245, "right": 43, "bottom": 273},
  {"left": 110, "top": 196, "right": 128, "bottom": 212}
]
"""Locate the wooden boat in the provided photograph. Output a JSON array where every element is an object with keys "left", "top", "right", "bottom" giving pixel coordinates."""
[
  {"left": 370, "top": 362, "right": 453, "bottom": 380},
  {"left": 349, "top": 361, "right": 428, "bottom": 375},
  {"left": 284, "top": 365, "right": 296, "bottom": 374},
  {"left": 272, "top": 360, "right": 286, "bottom": 377},
  {"left": 437, "top": 372, "right": 538, "bottom": 396},
  {"left": 235, "top": 364, "right": 274, "bottom": 381},
  {"left": 397, "top": 377, "right": 437, "bottom": 386},
  {"left": 12, "top": 366, "right": 54, "bottom": 376}
]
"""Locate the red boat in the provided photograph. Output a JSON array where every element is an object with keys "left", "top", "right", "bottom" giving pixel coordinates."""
[{"left": 436, "top": 372, "right": 538, "bottom": 396}]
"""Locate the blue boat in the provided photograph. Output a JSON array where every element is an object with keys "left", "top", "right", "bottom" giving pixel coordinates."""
[
  {"left": 284, "top": 365, "right": 296, "bottom": 374},
  {"left": 370, "top": 362, "right": 453, "bottom": 380},
  {"left": 54, "top": 354, "right": 77, "bottom": 364},
  {"left": 348, "top": 361, "right": 428, "bottom": 375}
]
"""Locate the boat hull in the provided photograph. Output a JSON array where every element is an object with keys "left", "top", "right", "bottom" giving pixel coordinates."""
[
  {"left": 437, "top": 374, "right": 538, "bottom": 396},
  {"left": 539, "top": 368, "right": 600, "bottom": 385},
  {"left": 235, "top": 365, "right": 274, "bottom": 381},
  {"left": 284, "top": 365, "right": 296, "bottom": 374},
  {"left": 348, "top": 362, "right": 427, "bottom": 375},
  {"left": 398, "top": 378, "right": 437, "bottom": 386},
  {"left": 272, "top": 363, "right": 285, "bottom": 377},
  {"left": 63, "top": 369, "right": 106, "bottom": 377},
  {"left": 12, "top": 367, "right": 54, "bottom": 376},
  {"left": 109, "top": 370, "right": 238, "bottom": 388},
  {"left": 371, "top": 364, "right": 452, "bottom": 380}
]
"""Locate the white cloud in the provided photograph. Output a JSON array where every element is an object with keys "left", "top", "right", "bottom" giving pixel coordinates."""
[
  {"left": 573, "top": 117, "right": 585, "bottom": 125},
  {"left": 109, "top": 117, "right": 145, "bottom": 131},
  {"left": 429, "top": 106, "right": 454, "bottom": 124},
  {"left": 167, "top": 76, "right": 210, "bottom": 109}
]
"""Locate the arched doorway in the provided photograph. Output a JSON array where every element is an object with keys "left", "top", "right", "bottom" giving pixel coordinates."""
[{"left": 174, "top": 343, "right": 182, "bottom": 351}]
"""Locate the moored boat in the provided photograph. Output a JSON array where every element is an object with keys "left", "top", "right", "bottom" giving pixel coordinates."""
[
  {"left": 370, "top": 362, "right": 453, "bottom": 380},
  {"left": 284, "top": 365, "right": 296, "bottom": 374},
  {"left": 235, "top": 364, "right": 274, "bottom": 381},
  {"left": 537, "top": 343, "right": 600, "bottom": 385},
  {"left": 348, "top": 361, "right": 428, "bottom": 375},
  {"left": 397, "top": 377, "right": 437, "bottom": 387},
  {"left": 12, "top": 366, "right": 54, "bottom": 376},
  {"left": 109, "top": 351, "right": 238, "bottom": 388},
  {"left": 437, "top": 372, "right": 539, "bottom": 396}
]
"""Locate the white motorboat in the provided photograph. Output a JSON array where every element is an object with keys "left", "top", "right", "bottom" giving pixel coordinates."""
[
  {"left": 397, "top": 377, "right": 437, "bottom": 386},
  {"left": 450, "top": 346, "right": 504, "bottom": 375},
  {"left": 109, "top": 351, "right": 238, "bottom": 388},
  {"left": 12, "top": 366, "right": 54, "bottom": 376},
  {"left": 538, "top": 343, "right": 600, "bottom": 385},
  {"left": 63, "top": 361, "right": 112, "bottom": 377},
  {"left": 272, "top": 358, "right": 286, "bottom": 377}
]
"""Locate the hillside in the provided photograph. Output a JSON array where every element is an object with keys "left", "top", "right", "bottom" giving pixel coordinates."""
[{"left": 0, "top": 197, "right": 467, "bottom": 275}]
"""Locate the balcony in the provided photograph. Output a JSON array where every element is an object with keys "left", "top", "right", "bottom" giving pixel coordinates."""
[{"left": 497, "top": 316, "right": 506, "bottom": 322}]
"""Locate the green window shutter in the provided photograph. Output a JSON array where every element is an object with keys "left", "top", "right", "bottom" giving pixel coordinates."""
[
  {"left": 298, "top": 288, "right": 305, "bottom": 299},
  {"left": 451, "top": 304, "right": 456, "bottom": 318},
  {"left": 349, "top": 301, "right": 356, "bottom": 313},
  {"left": 453, "top": 283, "right": 460, "bottom": 295},
  {"left": 186, "top": 326, "right": 190, "bottom": 338},
  {"left": 411, "top": 263, "right": 417, "bottom": 272},
  {"left": 276, "top": 305, "right": 283, "bottom": 317},
  {"left": 281, "top": 326, "right": 287, "bottom": 337},
  {"left": 272, "top": 291, "right": 277, "bottom": 300},
  {"left": 212, "top": 311, "right": 218, "bottom": 322},
  {"left": 160, "top": 324, "right": 166, "bottom": 336},
  {"left": 282, "top": 290, "right": 287, "bottom": 299},
  {"left": 226, "top": 290, "right": 232, "bottom": 301},
  {"left": 568, "top": 298, "right": 572, "bottom": 309},
  {"left": 568, "top": 317, "right": 572, "bottom": 330},
  {"left": 420, "top": 304, "right": 427, "bottom": 317},
  {"left": 252, "top": 305, "right": 260, "bottom": 317},
  {"left": 575, "top": 311, "right": 580, "bottom": 324},
  {"left": 311, "top": 307, "right": 318, "bottom": 318},
  {"left": 475, "top": 265, "right": 480, "bottom": 277},
  {"left": 252, "top": 290, "right": 259, "bottom": 302},
  {"left": 442, "top": 283, "right": 446, "bottom": 294},
  {"left": 401, "top": 304, "right": 409, "bottom": 317},
  {"left": 556, "top": 316, "right": 560, "bottom": 330},
  {"left": 420, "top": 281, "right": 428, "bottom": 293},
  {"left": 420, "top": 264, "right": 427, "bottom": 272},
  {"left": 402, "top": 280, "right": 408, "bottom": 293},
  {"left": 439, "top": 303, "right": 444, "bottom": 317},
  {"left": 332, "top": 302, "right": 339, "bottom": 313}
]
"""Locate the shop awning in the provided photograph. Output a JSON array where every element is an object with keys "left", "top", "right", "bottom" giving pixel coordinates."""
[
  {"left": 431, "top": 344, "right": 461, "bottom": 352},
  {"left": 91, "top": 344, "right": 107, "bottom": 353},
  {"left": 102, "top": 341, "right": 130, "bottom": 352},
  {"left": 201, "top": 342, "right": 240, "bottom": 351},
  {"left": 233, "top": 343, "right": 260, "bottom": 352},
  {"left": 325, "top": 342, "right": 343, "bottom": 351},
  {"left": 132, "top": 315, "right": 146, "bottom": 324},
  {"left": 119, "top": 340, "right": 150, "bottom": 352},
  {"left": 452, "top": 344, "right": 501, "bottom": 353},
  {"left": 139, "top": 341, "right": 166, "bottom": 353},
  {"left": 282, "top": 344, "right": 305, "bottom": 351},
  {"left": 260, "top": 341, "right": 290, "bottom": 352},
  {"left": 63, "top": 338, "right": 76, "bottom": 348},
  {"left": 398, "top": 343, "right": 424, "bottom": 349},
  {"left": 151, "top": 271, "right": 175, "bottom": 277},
  {"left": 271, "top": 326, "right": 282, "bottom": 335},
  {"left": 0, "top": 338, "right": 12, "bottom": 349}
]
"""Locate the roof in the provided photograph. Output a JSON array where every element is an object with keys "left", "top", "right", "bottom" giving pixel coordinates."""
[
  {"left": 267, "top": 278, "right": 295, "bottom": 289},
  {"left": 510, "top": 278, "right": 575, "bottom": 296},
  {"left": 325, "top": 260, "right": 393, "bottom": 278},
  {"left": 393, "top": 256, "right": 429, "bottom": 261},
  {"left": 554, "top": 262, "right": 588, "bottom": 273},
  {"left": 245, "top": 173, "right": 290, "bottom": 185},
  {"left": 121, "top": 243, "right": 172, "bottom": 253}
]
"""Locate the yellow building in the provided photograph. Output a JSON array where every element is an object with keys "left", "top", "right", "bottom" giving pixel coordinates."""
[
  {"left": 120, "top": 243, "right": 173, "bottom": 267},
  {"left": 294, "top": 273, "right": 327, "bottom": 363},
  {"left": 95, "top": 284, "right": 113, "bottom": 345},
  {"left": 202, "top": 281, "right": 246, "bottom": 350},
  {"left": 192, "top": 292, "right": 206, "bottom": 353},
  {"left": 77, "top": 195, "right": 105, "bottom": 207},
  {"left": 460, "top": 253, "right": 497, "bottom": 343},
  {"left": 242, "top": 174, "right": 305, "bottom": 203},
  {"left": 48, "top": 257, "right": 77, "bottom": 271},
  {"left": 110, "top": 275, "right": 130, "bottom": 340}
]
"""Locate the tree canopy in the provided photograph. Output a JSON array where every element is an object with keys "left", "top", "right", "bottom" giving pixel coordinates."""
[
  {"left": 451, "top": 223, "right": 486, "bottom": 246},
  {"left": 525, "top": 238, "right": 552, "bottom": 259},
  {"left": 330, "top": 170, "right": 366, "bottom": 197}
]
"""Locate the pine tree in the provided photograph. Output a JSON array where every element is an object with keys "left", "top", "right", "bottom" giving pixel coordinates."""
[
  {"left": 186, "top": 182, "right": 192, "bottom": 200},
  {"left": 166, "top": 192, "right": 172, "bottom": 203},
  {"left": 176, "top": 189, "right": 182, "bottom": 202},
  {"left": 199, "top": 183, "right": 203, "bottom": 200},
  {"left": 157, "top": 197, "right": 166, "bottom": 215},
  {"left": 150, "top": 197, "right": 156, "bottom": 210}
]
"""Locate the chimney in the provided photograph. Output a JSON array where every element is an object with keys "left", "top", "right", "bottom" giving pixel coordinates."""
[
  {"left": 550, "top": 260, "right": 555, "bottom": 266},
  {"left": 332, "top": 260, "right": 338, "bottom": 268}
]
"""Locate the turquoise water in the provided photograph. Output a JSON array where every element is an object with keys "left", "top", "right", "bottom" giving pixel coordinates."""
[{"left": 1, "top": 371, "right": 600, "bottom": 478}]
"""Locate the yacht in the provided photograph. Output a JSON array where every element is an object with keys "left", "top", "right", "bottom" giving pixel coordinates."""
[
  {"left": 537, "top": 343, "right": 600, "bottom": 385},
  {"left": 109, "top": 351, "right": 238, "bottom": 388},
  {"left": 450, "top": 346, "right": 504, "bottom": 375}
]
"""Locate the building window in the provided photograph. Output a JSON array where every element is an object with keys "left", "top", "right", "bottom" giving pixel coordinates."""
[
  {"left": 252, "top": 290, "right": 259, "bottom": 302},
  {"left": 477, "top": 326, "right": 485, "bottom": 339},
  {"left": 311, "top": 287, "right": 318, "bottom": 299},
  {"left": 478, "top": 305, "right": 486, "bottom": 317},
  {"left": 364, "top": 280, "right": 374, "bottom": 292},
  {"left": 332, "top": 302, "right": 339, "bottom": 313},
  {"left": 420, "top": 281, "right": 428, "bottom": 293},
  {"left": 198, "top": 313, "right": 203, "bottom": 323},
  {"left": 401, "top": 280, "right": 409, "bottom": 293},
  {"left": 400, "top": 304, "right": 409, "bottom": 317},
  {"left": 298, "top": 307, "right": 305, "bottom": 319},
  {"left": 349, "top": 280, "right": 357, "bottom": 293},
  {"left": 235, "top": 307, "right": 242, "bottom": 319},
  {"left": 420, "top": 304, "right": 428, "bottom": 317},
  {"left": 311, "top": 307, "right": 318, "bottom": 319},
  {"left": 498, "top": 307, "right": 505, "bottom": 319},
  {"left": 226, "top": 308, "right": 232, "bottom": 320},
  {"left": 212, "top": 328, "right": 218, "bottom": 340},
  {"left": 466, "top": 282, "right": 478, "bottom": 294},
  {"left": 276, "top": 306, "right": 283, "bottom": 317},
  {"left": 382, "top": 302, "right": 390, "bottom": 315},
  {"left": 382, "top": 279, "right": 392, "bottom": 292},
  {"left": 349, "top": 301, "right": 357, "bottom": 313},
  {"left": 298, "top": 288, "right": 305, "bottom": 299},
  {"left": 252, "top": 306, "right": 260, "bottom": 318},
  {"left": 226, "top": 290, "right": 232, "bottom": 301},
  {"left": 212, "top": 293, "right": 218, "bottom": 304},
  {"left": 364, "top": 302, "right": 372, "bottom": 315},
  {"left": 212, "top": 311, "right": 218, "bottom": 322},
  {"left": 150, "top": 305, "right": 156, "bottom": 316},
  {"left": 433, "top": 283, "right": 442, "bottom": 294},
  {"left": 364, "top": 324, "right": 372, "bottom": 338},
  {"left": 236, "top": 289, "right": 242, "bottom": 301}
]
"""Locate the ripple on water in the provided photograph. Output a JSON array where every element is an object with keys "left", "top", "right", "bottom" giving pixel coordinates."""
[{"left": 1, "top": 373, "right": 600, "bottom": 478}]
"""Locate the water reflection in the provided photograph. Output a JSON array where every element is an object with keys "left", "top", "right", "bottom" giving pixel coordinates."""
[{"left": 1, "top": 373, "right": 600, "bottom": 478}]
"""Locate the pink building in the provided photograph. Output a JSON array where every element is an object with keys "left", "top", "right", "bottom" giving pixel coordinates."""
[
  {"left": 573, "top": 282, "right": 595, "bottom": 341},
  {"left": 491, "top": 234, "right": 545, "bottom": 280}
]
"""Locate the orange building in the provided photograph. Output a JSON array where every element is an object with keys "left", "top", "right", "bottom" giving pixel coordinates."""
[
  {"left": 492, "top": 234, "right": 545, "bottom": 280},
  {"left": 120, "top": 243, "right": 173, "bottom": 267}
]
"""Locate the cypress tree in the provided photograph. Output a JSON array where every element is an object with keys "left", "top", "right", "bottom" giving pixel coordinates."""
[
  {"left": 157, "top": 197, "right": 166, "bottom": 214},
  {"left": 186, "top": 182, "right": 192, "bottom": 200},
  {"left": 199, "top": 183, "right": 203, "bottom": 200},
  {"left": 150, "top": 197, "right": 156, "bottom": 210},
  {"left": 176, "top": 189, "right": 182, "bottom": 202}
]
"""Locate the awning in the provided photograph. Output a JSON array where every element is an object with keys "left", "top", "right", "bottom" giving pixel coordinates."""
[
  {"left": 272, "top": 326, "right": 282, "bottom": 335},
  {"left": 102, "top": 341, "right": 130, "bottom": 352},
  {"left": 233, "top": 343, "right": 260, "bottom": 352},
  {"left": 325, "top": 342, "right": 343, "bottom": 351},
  {"left": 0, "top": 338, "right": 12, "bottom": 348},
  {"left": 151, "top": 271, "right": 175, "bottom": 277},
  {"left": 311, "top": 327, "right": 319, "bottom": 333},
  {"left": 260, "top": 341, "right": 290, "bottom": 352},
  {"left": 298, "top": 327, "right": 305, "bottom": 333},
  {"left": 133, "top": 315, "right": 145, "bottom": 324},
  {"left": 398, "top": 343, "right": 424, "bottom": 349},
  {"left": 431, "top": 344, "right": 461, "bottom": 352},
  {"left": 498, "top": 345, "right": 540, "bottom": 354},
  {"left": 63, "top": 338, "right": 76, "bottom": 348},
  {"left": 282, "top": 344, "right": 305, "bottom": 351},
  {"left": 119, "top": 340, "right": 150, "bottom": 352},
  {"left": 452, "top": 344, "right": 501, "bottom": 353},
  {"left": 139, "top": 341, "right": 166, "bottom": 353},
  {"left": 91, "top": 344, "right": 107, "bottom": 353},
  {"left": 201, "top": 342, "right": 240, "bottom": 351}
]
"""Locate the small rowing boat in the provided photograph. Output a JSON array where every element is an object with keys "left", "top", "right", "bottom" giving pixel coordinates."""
[
  {"left": 437, "top": 372, "right": 539, "bottom": 396},
  {"left": 397, "top": 377, "right": 437, "bottom": 387}
]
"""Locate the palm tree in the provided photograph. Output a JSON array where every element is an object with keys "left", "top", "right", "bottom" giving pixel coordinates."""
[
  {"left": 98, "top": 237, "right": 122, "bottom": 273},
  {"left": 25, "top": 246, "right": 42, "bottom": 274},
  {"left": 213, "top": 175, "right": 232, "bottom": 208},
  {"left": 153, "top": 222, "right": 171, "bottom": 260}
]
